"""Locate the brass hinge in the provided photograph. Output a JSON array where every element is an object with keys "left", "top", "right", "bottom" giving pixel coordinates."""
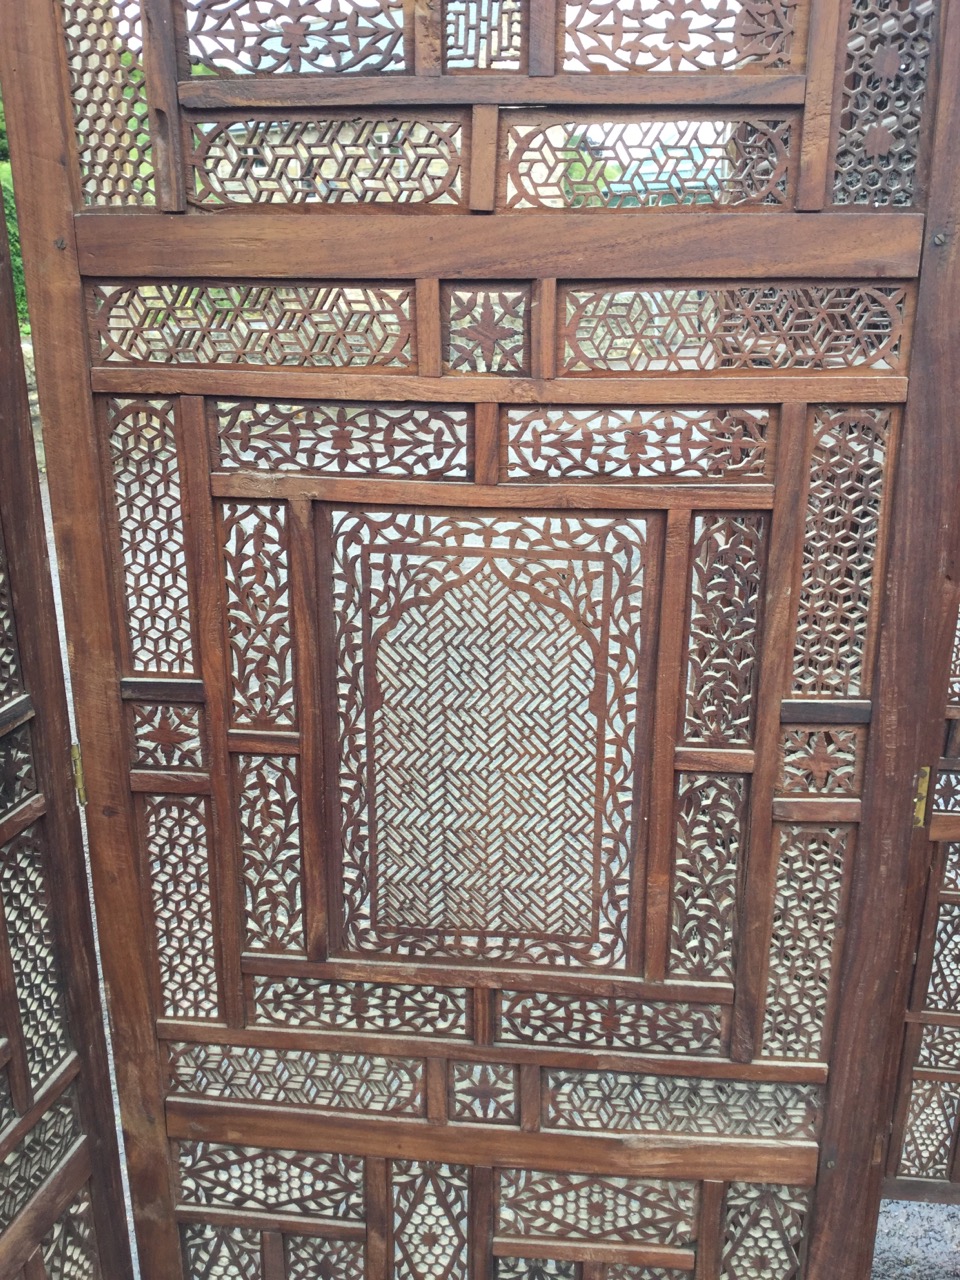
[
  {"left": 71, "top": 743, "right": 87, "bottom": 807},
  {"left": 913, "top": 765, "right": 932, "bottom": 828}
]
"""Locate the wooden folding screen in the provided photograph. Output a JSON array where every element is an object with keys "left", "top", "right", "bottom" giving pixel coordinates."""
[
  {"left": 2, "top": 0, "right": 960, "bottom": 1277},
  {"left": 0, "top": 201, "right": 132, "bottom": 1273}
]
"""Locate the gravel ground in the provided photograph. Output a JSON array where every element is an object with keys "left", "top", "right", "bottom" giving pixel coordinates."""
[{"left": 873, "top": 1200, "right": 960, "bottom": 1277}]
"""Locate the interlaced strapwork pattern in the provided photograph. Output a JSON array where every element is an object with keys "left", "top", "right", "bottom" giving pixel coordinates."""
[
  {"left": 287, "top": 1236, "right": 366, "bottom": 1279},
  {"left": 498, "top": 989, "right": 725, "bottom": 1053},
  {"left": 505, "top": 406, "right": 770, "bottom": 481},
  {"left": 833, "top": 0, "right": 937, "bottom": 206},
  {"left": 919, "top": 1024, "right": 960, "bottom": 1069},
  {"left": 0, "top": 1090, "right": 81, "bottom": 1232},
  {"left": 393, "top": 1161, "right": 470, "bottom": 1280},
  {"left": 57, "top": 0, "right": 154, "bottom": 204},
  {"left": 144, "top": 795, "right": 219, "bottom": 1020},
  {"left": 450, "top": 1061, "right": 519, "bottom": 1122},
  {"left": 216, "top": 400, "right": 470, "bottom": 476},
  {"left": 177, "top": 1141, "right": 365, "bottom": 1217},
  {"left": 191, "top": 117, "right": 464, "bottom": 206},
  {"left": 562, "top": 0, "right": 801, "bottom": 70},
  {"left": 543, "top": 1072, "right": 822, "bottom": 1138},
  {"left": 131, "top": 703, "right": 205, "bottom": 770},
  {"left": 721, "top": 1184, "right": 811, "bottom": 1280},
  {"left": 0, "top": 827, "right": 71, "bottom": 1086},
  {"left": 498, "top": 1170, "right": 697, "bottom": 1243},
  {"left": 792, "top": 406, "right": 890, "bottom": 696},
  {"left": 443, "top": 286, "right": 531, "bottom": 373},
  {"left": 181, "top": 1224, "right": 262, "bottom": 1280},
  {"left": 108, "top": 399, "right": 194, "bottom": 675},
  {"left": 762, "top": 825, "right": 851, "bottom": 1060},
  {"left": 238, "top": 754, "right": 303, "bottom": 952},
  {"left": 562, "top": 286, "right": 905, "bottom": 372},
  {"left": 897, "top": 1078, "right": 960, "bottom": 1178},
  {"left": 669, "top": 773, "right": 745, "bottom": 980},
  {"left": 333, "top": 510, "right": 648, "bottom": 966},
  {"left": 186, "top": 0, "right": 407, "bottom": 74},
  {"left": 41, "top": 1188, "right": 102, "bottom": 1280},
  {"left": 777, "top": 727, "right": 863, "bottom": 794},
  {"left": 252, "top": 975, "right": 470, "bottom": 1035},
  {"left": 504, "top": 118, "right": 792, "bottom": 208}
]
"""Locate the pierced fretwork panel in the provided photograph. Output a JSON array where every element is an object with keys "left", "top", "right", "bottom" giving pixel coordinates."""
[
  {"left": 131, "top": 703, "right": 206, "bottom": 771},
  {"left": 832, "top": 0, "right": 938, "bottom": 207},
  {"left": 251, "top": 975, "right": 471, "bottom": 1035},
  {"left": 287, "top": 1237, "right": 365, "bottom": 1279},
  {"left": 190, "top": 116, "right": 466, "bottom": 207},
  {"left": 393, "top": 1160, "right": 470, "bottom": 1279},
  {"left": 0, "top": 724, "right": 37, "bottom": 816},
  {"left": 504, "top": 406, "right": 771, "bottom": 482},
  {"left": 498, "top": 989, "right": 725, "bottom": 1054},
  {"left": 181, "top": 1224, "right": 262, "bottom": 1280},
  {"left": 561, "top": 286, "right": 905, "bottom": 373},
  {"left": 503, "top": 117, "right": 793, "bottom": 209},
  {"left": 177, "top": 1141, "right": 365, "bottom": 1218},
  {"left": 443, "top": 285, "right": 531, "bottom": 374},
  {"left": 721, "top": 1183, "right": 811, "bottom": 1280},
  {"left": 446, "top": 0, "right": 525, "bottom": 68},
  {"left": 925, "top": 900, "right": 960, "bottom": 1012},
  {"left": 216, "top": 400, "right": 470, "bottom": 477},
  {"left": 0, "top": 1089, "right": 82, "bottom": 1232},
  {"left": 777, "top": 727, "right": 865, "bottom": 795},
  {"left": 41, "top": 1186, "right": 103, "bottom": 1280},
  {"left": 450, "top": 1060, "right": 519, "bottom": 1123},
  {"left": 237, "top": 754, "right": 304, "bottom": 952},
  {"left": 897, "top": 1078, "right": 960, "bottom": 1178},
  {"left": 332, "top": 509, "right": 650, "bottom": 965},
  {"left": 498, "top": 1170, "right": 697, "bottom": 1244}
]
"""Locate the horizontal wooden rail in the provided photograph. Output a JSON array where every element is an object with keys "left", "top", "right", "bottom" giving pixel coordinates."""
[{"left": 74, "top": 212, "right": 925, "bottom": 280}]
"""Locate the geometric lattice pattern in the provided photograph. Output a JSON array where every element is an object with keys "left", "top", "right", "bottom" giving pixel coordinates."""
[
  {"left": 108, "top": 399, "right": 194, "bottom": 674},
  {"left": 57, "top": 0, "right": 154, "bottom": 205},
  {"left": 669, "top": 773, "right": 746, "bottom": 981},
  {"left": 833, "top": 0, "right": 937, "bottom": 206},
  {"left": 0, "top": 528, "right": 23, "bottom": 706},
  {"left": 918, "top": 1024, "right": 960, "bottom": 1070},
  {"left": 562, "top": 0, "right": 800, "bottom": 70},
  {"left": 897, "top": 1078, "right": 960, "bottom": 1178},
  {"left": 181, "top": 1224, "right": 262, "bottom": 1280},
  {"left": 504, "top": 118, "right": 792, "bottom": 209},
  {"left": 505, "top": 406, "right": 770, "bottom": 481},
  {"left": 41, "top": 1186, "right": 102, "bottom": 1280},
  {"left": 496, "top": 1262, "right": 578, "bottom": 1280},
  {"left": 0, "top": 1090, "right": 81, "bottom": 1233},
  {"left": 191, "top": 117, "right": 464, "bottom": 206},
  {"left": 721, "top": 1183, "right": 811, "bottom": 1280},
  {"left": 561, "top": 286, "right": 906, "bottom": 373},
  {"left": 287, "top": 1236, "right": 366, "bottom": 1280},
  {"left": 498, "top": 990, "right": 725, "bottom": 1054},
  {"left": 216, "top": 400, "right": 470, "bottom": 478},
  {"left": 777, "top": 727, "right": 864, "bottom": 794},
  {"left": 683, "top": 513, "right": 765, "bottom": 746},
  {"left": 926, "top": 901, "right": 960, "bottom": 1012},
  {"left": 392, "top": 1161, "right": 470, "bottom": 1280},
  {"left": 445, "top": 0, "right": 524, "bottom": 68},
  {"left": 186, "top": 0, "right": 407, "bottom": 73},
  {"left": 498, "top": 1170, "right": 697, "bottom": 1244},
  {"left": 762, "top": 825, "right": 851, "bottom": 1062},
  {"left": 90, "top": 283, "right": 415, "bottom": 368},
  {"left": 792, "top": 406, "right": 890, "bottom": 697},
  {"left": 543, "top": 1072, "right": 822, "bottom": 1139},
  {"left": 443, "top": 286, "right": 530, "bottom": 374},
  {"left": 131, "top": 703, "right": 205, "bottom": 770},
  {"left": 332, "top": 509, "right": 648, "bottom": 966},
  {"left": 166, "top": 1041, "right": 424, "bottom": 1114},
  {"left": 0, "top": 724, "right": 36, "bottom": 816},
  {"left": 0, "top": 826, "right": 72, "bottom": 1087},
  {"left": 144, "top": 795, "right": 219, "bottom": 1020},
  {"left": 450, "top": 1061, "right": 519, "bottom": 1123},
  {"left": 177, "top": 1141, "right": 365, "bottom": 1218},
  {"left": 237, "top": 754, "right": 303, "bottom": 952},
  {"left": 251, "top": 975, "right": 470, "bottom": 1036}
]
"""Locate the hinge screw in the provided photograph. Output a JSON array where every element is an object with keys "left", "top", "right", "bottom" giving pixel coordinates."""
[{"left": 934, "top": 232, "right": 947, "bottom": 245}]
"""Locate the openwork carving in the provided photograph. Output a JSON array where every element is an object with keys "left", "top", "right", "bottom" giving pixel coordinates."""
[
  {"left": 919, "top": 1024, "right": 960, "bottom": 1069},
  {"left": 57, "top": 0, "right": 153, "bottom": 205},
  {"left": 181, "top": 1224, "right": 261, "bottom": 1280},
  {"left": 721, "top": 1184, "right": 811, "bottom": 1280},
  {"left": 498, "top": 1170, "right": 696, "bottom": 1244},
  {"left": 191, "top": 117, "right": 464, "bottom": 206},
  {"left": 926, "top": 902, "right": 960, "bottom": 1012},
  {"left": 504, "top": 118, "right": 792, "bottom": 209},
  {"left": 944, "top": 842, "right": 960, "bottom": 893},
  {"left": 332, "top": 510, "right": 649, "bottom": 965},
  {"left": 443, "top": 286, "right": 530, "bottom": 374},
  {"left": 143, "top": 795, "right": 219, "bottom": 1020},
  {"left": 0, "top": 532, "right": 23, "bottom": 706},
  {"left": 107, "top": 399, "right": 194, "bottom": 674},
  {"left": 0, "top": 1090, "right": 81, "bottom": 1232},
  {"left": 131, "top": 703, "right": 205, "bottom": 770},
  {"left": 222, "top": 502, "right": 295, "bottom": 727},
  {"left": 90, "top": 283, "right": 415, "bottom": 368},
  {"left": 0, "top": 725, "right": 36, "bottom": 815},
  {"left": 543, "top": 1072, "right": 821, "bottom": 1139},
  {"left": 186, "top": 0, "right": 407, "bottom": 74},
  {"left": 392, "top": 1161, "right": 470, "bottom": 1280},
  {"left": 934, "top": 766, "right": 960, "bottom": 813},
  {"left": 166, "top": 1040, "right": 424, "bottom": 1113},
  {"left": 0, "top": 826, "right": 71, "bottom": 1086},
  {"left": 561, "top": 286, "right": 905, "bottom": 373},
  {"left": 445, "top": 0, "right": 524, "bottom": 69},
  {"left": 683, "top": 513, "right": 765, "bottom": 746},
  {"left": 41, "top": 1187, "right": 101, "bottom": 1280},
  {"left": 252, "top": 975, "right": 470, "bottom": 1036},
  {"left": 833, "top": 0, "right": 937, "bottom": 206},
  {"left": 450, "top": 1061, "right": 519, "bottom": 1123},
  {"left": 792, "top": 406, "right": 890, "bottom": 697},
  {"left": 562, "top": 0, "right": 800, "bottom": 71},
  {"left": 177, "top": 1141, "right": 365, "bottom": 1218},
  {"left": 498, "top": 989, "right": 725, "bottom": 1054},
  {"left": 897, "top": 1078, "right": 960, "bottom": 1178},
  {"left": 505, "top": 406, "right": 770, "bottom": 481},
  {"left": 777, "top": 727, "right": 864, "bottom": 794},
  {"left": 606, "top": 1270, "right": 690, "bottom": 1280},
  {"left": 237, "top": 754, "right": 303, "bottom": 952},
  {"left": 762, "top": 825, "right": 851, "bottom": 1061},
  {"left": 669, "top": 773, "right": 745, "bottom": 980},
  {"left": 287, "top": 1236, "right": 365, "bottom": 1280},
  {"left": 497, "top": 1263, "right": 577, "bottom": 1280},
  {"left": 216, "top": 400, "right": 470, "bottom": 477}
]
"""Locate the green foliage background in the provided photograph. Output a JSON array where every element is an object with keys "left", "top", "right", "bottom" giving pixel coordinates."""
[{"left": 0, "top": 95, "right": 29, "bottom": 329}]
